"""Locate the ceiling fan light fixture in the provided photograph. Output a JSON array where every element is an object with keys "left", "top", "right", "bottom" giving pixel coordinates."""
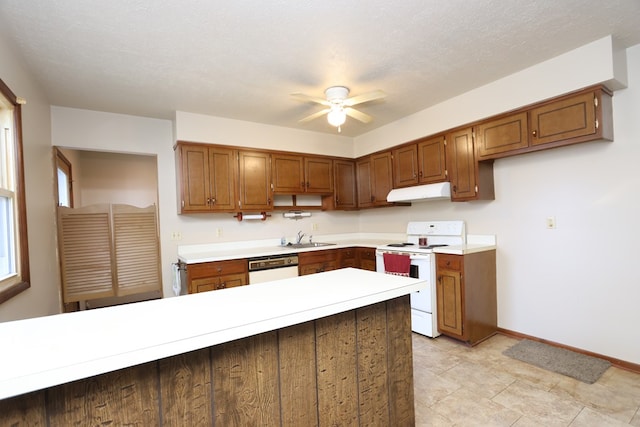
[{"left": 327, "top": 107, "right": 346, "bottom": 127}]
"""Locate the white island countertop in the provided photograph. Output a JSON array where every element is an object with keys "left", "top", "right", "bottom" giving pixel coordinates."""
[{"left": 0, "top": 268, "right": 425, "bottom": 400}]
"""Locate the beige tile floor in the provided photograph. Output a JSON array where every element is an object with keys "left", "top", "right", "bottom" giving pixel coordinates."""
[{"left": 412, "top": 333, "right": 640, "bottom": 426}]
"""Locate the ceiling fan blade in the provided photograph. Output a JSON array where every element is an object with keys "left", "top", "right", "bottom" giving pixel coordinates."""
[
  {"left": 343, "top": 90, "right": 386, "bottom": 106},
  {"left": 299, "top": 108, "right": 331, "bottom": 123},
  {"left": 290, "top": 92, "right": 330, "bottom": 106},
  {"left": 344, "top": 107, "right": 373, "bottom": 123}
]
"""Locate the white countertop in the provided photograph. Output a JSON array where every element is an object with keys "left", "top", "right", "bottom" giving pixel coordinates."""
[
  {"left": 178, "top": 232, "right": 497, "bottom": 262},
  {"left": 177, "top": 232, "right": 405, "bottom": 263},
  {"left": 0, "top": 268, "right": 425, "bottom": 400},
  {"left": 432, "top": 234, "right": 497, "bottom": 255}
]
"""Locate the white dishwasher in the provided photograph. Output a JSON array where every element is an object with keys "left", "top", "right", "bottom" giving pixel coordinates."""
[{"left": 248, "top": 254, "right": 299, "bottom": 284}]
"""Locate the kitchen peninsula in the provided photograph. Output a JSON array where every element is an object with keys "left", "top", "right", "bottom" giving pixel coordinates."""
[{"left": 0, "top": 268, "right": 423, "bottom": 426}]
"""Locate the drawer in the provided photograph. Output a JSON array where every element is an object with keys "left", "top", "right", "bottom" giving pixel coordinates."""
[
  {"left": 298, "top": 249, "right": 338, "bottom": 264},
  {"left": 437, "top": 255, "right": 461, "bottom": 271},
  {"left": 188, "top": 258, "right": 247, "bottom": 279},
  {"left": 299, "top": 260, "right": 338, "bottom": 276},
  {"left": 358, "top": 247, "right": 376, "bottom": 261}
]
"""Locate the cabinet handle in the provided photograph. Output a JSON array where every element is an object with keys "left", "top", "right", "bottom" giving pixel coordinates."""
[
  {"left": 452, "top": 185, "right": 457, "bottom": 193},
  {"left": 306, "top": 181, "right": 310, "bottom": 188},
  {"left": 532, "top": 130, "right": 537, "bottom": 137},
  {"left": 301, "top": 182, "right": 305, "bottom": 188},
  {"left": 217, "top": 267, "right": 222, "bottom": 273},
  {"left": 219, "top": 282, "right": 226, "bottom": 289},
  {"left": 370, "top": 195, "right": 375, "bottom": 202},
  {"left": 211, "top": 198, "right": 216, "bottom": 205},
  {"left": 418, "top": 171, "right": 423, "bottom": 177}
]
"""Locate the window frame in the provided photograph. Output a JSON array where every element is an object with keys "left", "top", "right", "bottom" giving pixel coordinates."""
[{"left": 0, "top": 77, "right": 30, "bottom": 304}]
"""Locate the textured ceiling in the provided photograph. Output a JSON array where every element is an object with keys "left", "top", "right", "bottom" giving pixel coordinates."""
[{"left": 1, "top": 1, "right": 639, "bottom": 137}]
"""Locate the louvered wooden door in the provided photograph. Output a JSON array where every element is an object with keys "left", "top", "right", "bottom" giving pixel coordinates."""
[{"left": 58, "top": 204, "right": 161, "bottom": 303}]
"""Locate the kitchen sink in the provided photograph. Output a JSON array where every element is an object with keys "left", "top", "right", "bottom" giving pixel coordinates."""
[{"left": 286, "top": 242, "right": 336, "bottom": 248}]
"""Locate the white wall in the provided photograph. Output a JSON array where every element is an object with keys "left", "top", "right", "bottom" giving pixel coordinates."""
[
  {"left": 74, "top": 150, "right": 158, "bottom": 207},
  {"left": 355, "top": 38, "right": 640, "bottom": 364},
  {"left": 0, "top": 31, "right": 61, "bottom": 322},
  {"left": 175, "top": 111, "right": 354, "bottom": 158}
]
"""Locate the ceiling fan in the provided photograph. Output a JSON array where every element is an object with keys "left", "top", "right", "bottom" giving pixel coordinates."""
[{"left": 291, "top": 86, "right": 386, "bottom": 132}]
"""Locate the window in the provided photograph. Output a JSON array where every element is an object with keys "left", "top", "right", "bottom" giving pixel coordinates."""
[
  {"left": 0, "top": 78, "right": 29, "bottom": 304},
  {"left": 55, "top": 148, "right": 73, "bottom": 208}
]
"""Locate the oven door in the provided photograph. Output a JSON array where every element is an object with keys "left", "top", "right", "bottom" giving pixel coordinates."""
[{"left": 376, "top": 250, "right": 439, "bottom": 337}]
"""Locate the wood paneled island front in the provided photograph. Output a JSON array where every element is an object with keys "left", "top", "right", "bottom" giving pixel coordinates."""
[{"left": 0, "top": 268, "right": 424, "bottom": 426}]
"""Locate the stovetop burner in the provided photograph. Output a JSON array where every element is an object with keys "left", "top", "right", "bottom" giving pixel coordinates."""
[{"left": 421, "top": 244, "right": 449, "bottom": 249}]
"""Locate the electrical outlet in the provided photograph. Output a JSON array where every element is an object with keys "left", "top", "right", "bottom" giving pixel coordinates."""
[
  {"left": 546, "top": 217, "right": 556, "bottom": 229},
  {"left": 171, "top": 231, "right": 182, "bottom": 241},
  {"left": 216, "top": 227, "right": 223, "bottom": 237},
  {"left": 312, "top": 223, "right": 318, "bottom": 231}
]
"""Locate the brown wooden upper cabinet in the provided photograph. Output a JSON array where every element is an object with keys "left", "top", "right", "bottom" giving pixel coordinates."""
[
  {"left": 238, "top": 150, "right": 272, "bottom": 211},
  {"left": 357, "top": 151, "right": 394, "bottom": 208},
  {"left": 476, "top": 86, "right": 613, "bottom": 160},
  {"left": 530, "top": 88, "right": 612, "bottom": 147},
  {"left": 333, "top": 159, "right": 357, "bottom": 209},
  {"left": 476, "top": 112, "right": 529, "bottom": 160},
  {"left": 392, "top": 145, "right": 419, "bottom": 188},
  {"left": 272, "top": 154, "right": 333, "bottom": 194},
  {"left": 176, "top": 142, "right": 237, "bottom": 213},
  {"left": 392, "top": 136, "right": 448, "bottom": 188},
  {"left": 446, "top": 128, "right": 494, "bottom": 201}
]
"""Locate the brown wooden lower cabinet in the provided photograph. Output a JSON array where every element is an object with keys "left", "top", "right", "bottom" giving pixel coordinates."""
[
  {"left": 298, "top": 249, "right": 338, "bottom": 275},
  {"left": 436, "top": 250, "right": 497, "bottom": 345},
  {"left": 186, "top": 259, "right": 248, "bottom": 293},
  {"left": 0, "top": 296, "right": 415, "bottom": 426},
  {"left": 357, "top": 247, "right": 377, "bottom": 271}
]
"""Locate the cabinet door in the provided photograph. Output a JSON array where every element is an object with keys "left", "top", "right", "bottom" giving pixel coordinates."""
[
  {"left": 476, "top": 112, "right": 529, "bottom": 160},
  {"left": 418, "top": 135, "right": 447, "bottom": 184},
  {"left": 238, "top": 150, "right": 272, "bottom": 211},
  {"left": 298, "top": 250, "right": 338, "bottom": 275},
  {"left": 305, "top": 157, "right": 333, "bottom": 193},
  {"left": 333, "top": 159, "right": 357, "bottom": 209},
  {"left": 217, "top": 272, "right": 248, "bottom": 289},
  {"left": 209, "top": 147, "right": 237, "bottom": 211},
  {"left": 339, "top": 247, "right": 357, "bottom": 268},
  {"left": 371, "top": 152, "right": 393, "bottom": 205},
  {"left": 179, "top": 144, "right": 212, "bottom": 212},
  {"left": 272, "top": 154, "right": 305, "bottom": 193},
  {"left": 357, "top": 247, "right": 377, "bottom": 271},
  {"left": 446, "top": 128, "right": 477, "bottom": 201},
  {"left": 530, "top": 91, "right": 597, "bottom": 147},
  {"left": 436, "top": 268, "right": 463, "bottom": 337},
  {"left": 191, "top": 277, "right": 219, "bottom": 293},
  {"left": 356, "top": 158, "right": 373, "bottom": 208},
  {"left": 392, "top": 145, "right": 418, "bottom": 188}
]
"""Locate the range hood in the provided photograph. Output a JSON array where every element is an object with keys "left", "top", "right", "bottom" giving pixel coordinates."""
[{"left": 386, "top": 182, "right": 451, "bottom": 203}]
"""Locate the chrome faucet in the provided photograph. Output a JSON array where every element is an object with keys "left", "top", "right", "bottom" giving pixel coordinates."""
[{"left": 296, "top": 230, "right": 305, "bottom": 244}]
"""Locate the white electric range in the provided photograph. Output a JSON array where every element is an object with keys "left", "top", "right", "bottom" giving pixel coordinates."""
[{"left": 375, "top": 221, "right": 465, "bottom": 337}]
